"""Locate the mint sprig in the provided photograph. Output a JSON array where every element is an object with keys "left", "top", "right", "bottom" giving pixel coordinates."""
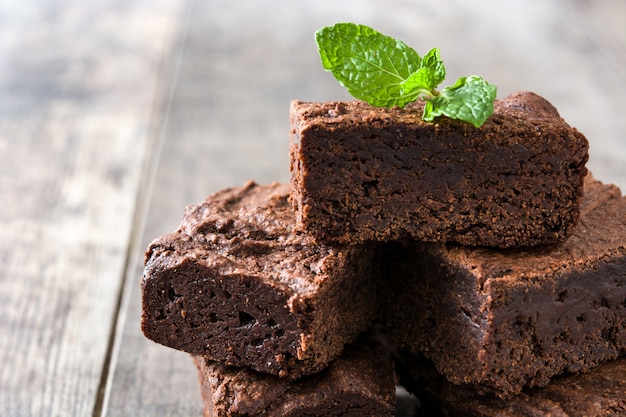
[
  {"left": 423, "top": 76, "right": 497, "bottom": 126},
  {"left": 315, "top": 23, "right": 497, "bottom": 128}
]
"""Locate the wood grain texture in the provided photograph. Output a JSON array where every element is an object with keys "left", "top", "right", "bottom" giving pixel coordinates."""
[
  {"left": 0, "top": 1, "right": 182, "bottom": 416},
  {"left": 102, "top": 2, "right": 206, "bottom": 416},
  {"left": 106, "top": 1, "right": 625, "bottom": 417}
]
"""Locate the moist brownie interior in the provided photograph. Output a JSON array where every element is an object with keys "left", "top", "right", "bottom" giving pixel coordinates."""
[
  {"left": 380, "top": 175, "right": 626, "bottom": 398},
  {"left": 289, "top": 91, "right": 588, "bottom": 247},
  {"left": 141, "top": 181, "right": 378, "bottom": 378}
]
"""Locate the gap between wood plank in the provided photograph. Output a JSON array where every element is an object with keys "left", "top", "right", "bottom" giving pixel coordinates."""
[{"left": 92, "top": 1, "right": 195, "bottom": 416}]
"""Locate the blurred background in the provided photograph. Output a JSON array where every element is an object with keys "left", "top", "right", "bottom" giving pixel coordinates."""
[{"left": 1, "top": 1, "right": 624, "bottom": 416}]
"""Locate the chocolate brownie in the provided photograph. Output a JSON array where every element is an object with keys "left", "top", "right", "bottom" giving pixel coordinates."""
[
  {"left": 194, "top": 335, "right": 395, "bottom": 417},
  {"left": 289, "top": 91, "right": 589, "bottom": 247},
  {"left": 380, "top": 175, "right": 626, "bottom": 398},
  {"left": 141, "top": 181, "right": 378, "bottom": 378},
  {"left": 395, "top": 351, "right": 626, "bottom": 417}
]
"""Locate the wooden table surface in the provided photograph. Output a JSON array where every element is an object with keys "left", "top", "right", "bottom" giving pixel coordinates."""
[{"left": 1, "top": 1, "right": 624, "bottom": 416}]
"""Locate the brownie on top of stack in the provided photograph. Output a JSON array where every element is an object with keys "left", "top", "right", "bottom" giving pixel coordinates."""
[{"left": 288, "top": 92, "right": 588, "bottom": 247}]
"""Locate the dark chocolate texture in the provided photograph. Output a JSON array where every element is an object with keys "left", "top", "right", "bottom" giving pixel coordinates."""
[
  {"left": 380, "top": 176, "right": 626, "bottom": 398},
  {"left": 141, "top": 181, "right": 378, "bottom": 378},
  {"left": 194, "top": 335, "right": 396, "bottom": 417},
  {"left": 395, "top": 351, "right": 626, "bottom": 417},
  {"left": 289, "top": 91, "right": 588, "bottom": 247}
]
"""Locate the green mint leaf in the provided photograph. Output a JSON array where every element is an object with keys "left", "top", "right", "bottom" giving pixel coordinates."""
[
  {"left": 423, "top": 76, "right": 497, "bottom": 128},
  {"left": 315, "top": 22, "right": 497, "bottom": 126},
  {"left": 395, "top": 48, "right": 446, "bottom": 104},
  {"left": 421, "top": 48, "right": 446, "bottom": 87},
  {"left": 315, "top": 23, "right": 425, "bottom": 108},
  {"left": 400, "top": 68, "right": 440, "bottom": 101}
]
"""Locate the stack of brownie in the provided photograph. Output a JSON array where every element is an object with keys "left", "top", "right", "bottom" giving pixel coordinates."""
[{"left": 141, "top": 91, "right": 626, "bottom": 416}]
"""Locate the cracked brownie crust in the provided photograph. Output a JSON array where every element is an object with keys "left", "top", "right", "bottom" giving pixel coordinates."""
[{"left": 141, "top": 182, "right": 378, "bottom": 378}]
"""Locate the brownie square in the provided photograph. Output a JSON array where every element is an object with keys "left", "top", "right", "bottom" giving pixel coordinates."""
[
  {"left": 380, "top": 175, "right": 626, "bottom": 397},
  {"left": 395, "top": 351, "right": 626, "bottom": 417},
  {"left": 141, "top": 182, "right": 378, "bottom": 378},
  {"left": 194, "top": 335, "right": 396, "bottom": 417},
  {"left": 289, "top": 91, "right": 588, "bottom": 247}
]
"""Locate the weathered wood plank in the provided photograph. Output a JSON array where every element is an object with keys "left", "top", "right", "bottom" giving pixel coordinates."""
[
  {"left": 0, "top": 1, "right": 182, "bottom": 416},
  {"left": 106, "top": 1, "right": 625, "bottom": 416},
  {"left": 102, "top": 2, "right": 206, "bottom": 416}
]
